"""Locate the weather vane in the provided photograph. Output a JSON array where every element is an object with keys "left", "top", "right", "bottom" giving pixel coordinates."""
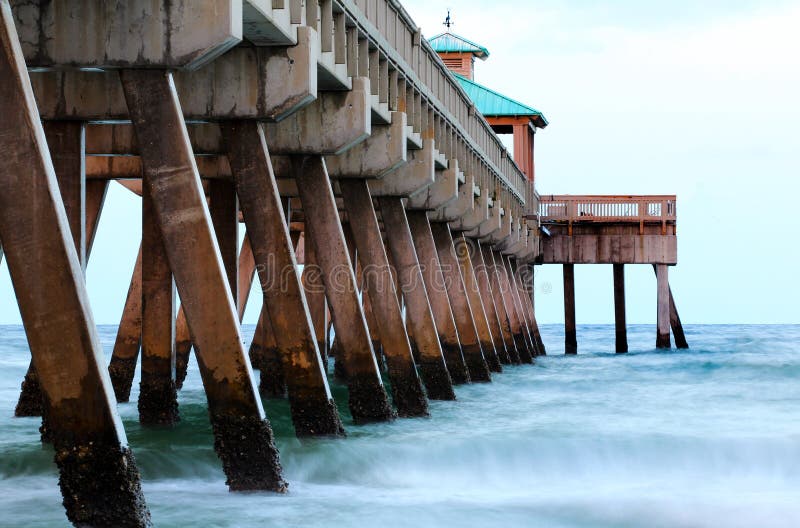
[{"left": 443, "top": 9, "right": 453, "bottom": 30}]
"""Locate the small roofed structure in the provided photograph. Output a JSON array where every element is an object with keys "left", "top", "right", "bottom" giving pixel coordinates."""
[{"left": 430, "top": 29, "right": 547, "bottom": 182}]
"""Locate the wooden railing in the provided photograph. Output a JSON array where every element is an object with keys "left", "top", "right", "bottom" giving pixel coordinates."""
[{"left": 539, "top": 195, "right": 676, "bottom": 224}]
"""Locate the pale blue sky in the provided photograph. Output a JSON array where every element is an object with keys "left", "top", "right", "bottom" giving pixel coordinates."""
[{"left": 1, "top": 1, "right": 798, "bottom": 325}]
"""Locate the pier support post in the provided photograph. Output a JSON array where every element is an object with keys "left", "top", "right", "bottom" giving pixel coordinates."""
[
  {"left": 120, "top": 69, "right": 284, "bottom": 491},
  {"left": 293, "top": 155, "right": 394, "bottom": 423},
  {"left": 0, "top": 6, "right": 150, "bottom": 523},
  {"left": 138, "top": 186, "right": 179, "bottom": 425},
  {"left": 522, "top": 263, "right": 547, "bottom": 355},
  {"left": 501, "top": 254, "right": 538, "bottom": 358},
  {"left": 481, "top": 246, "right": 521, "bottom": 364},
  {"left": 510, "top": 258, "right": 545, "bottom": 356},
  {"left": 650, "top": 265, "right": 689, "bottom": 349},
  {"left": 108, "top": 245, "right": 143, "bottom": 402},
  {"left": 492, "top": 250, "right": 533, "bottom": 363},
  {"left": 341, "top": 183, "right": 429, "bottom": 415},
  {"left": 455, "top": 235, "right": 502, "bottom": 372},
  {"left": 669, "top": 287, "right": 689, "bottom": 349},
  {"left": 613, "top": 264, "right": 628, "bottom": 353},
  {"left": 407, "top": 211, "right": 470, "bottom": 384},
  {"left": 471, "top": 243, "right": 511, "bottom": 365},
  {"left": 16, "top": 120, "right": 86, "bottom": 420},
  {"left": 563, "top": 264, "right": 577, "bottom": 354},
  {"left": 249, "top": 308, "right": 286, "bottom": 399},
  {"left": 222, "top": 122, "right": 344, "bottom": 436},
  {"left": 377, "top": 197, "right": 456, "bottom": 401},
  {"left": 301, "top": 235, "right": 330, "bottom": 366},
  {"left": 656, "top": 264, "right": 671, "bottom": 349},
  {"left": 429, "top": 222, "right": 492, "bottom": 382}
]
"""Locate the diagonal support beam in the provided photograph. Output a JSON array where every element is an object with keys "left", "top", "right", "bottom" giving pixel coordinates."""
[
  {"left": 376, "top": 196, "right": 456, "bottom": 401},
  {"left": 471, "top": 241, "right": 512, "bottom": 365},
  {"left": 481, "top": 246, "right": 523, "bottom": 364},
  {"left": 454, "top": 235, "right": 502, "bottom": 373},
  {"left": 293, "top": 155, "right": 394, "bottom": 424},
  {"left": 429, "top": 222, "right": 491, "bottom": 382},
  {"left": 222, "top": 121, "right": 345, "bottom": 436},
  {"left": 341, "top": 182, "right": 429, "bottom": 416},
  {"left": 0, "top": 5, "right": 150, "bottom": 524},
  {"left": 120, "top": 69, "right": 284, "bottom": 492},
  {"left": 406, "top": 211, "right": 470, "bottom": 384}
]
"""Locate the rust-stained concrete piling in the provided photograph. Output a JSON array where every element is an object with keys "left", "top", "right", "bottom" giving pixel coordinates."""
[
  {"left": 341, "top": 181, "right": 429, "bottom": 416},
  {"left": 138, "top": 185, "right": 179, "bottom": 426},
  {"left": 0, "top": 5, "right": 151, "bottom": 522},
  {"left": 293, "top": 156, "right": 394, "bottom": 424},
  {"left": 379, "top": 199, "right": 457, "bottom": 401},
  {"left": 430, "top": 222, "right": 492, "bottom": 382},
  {"left": 407, "top": 211, "right": 471, "bottom": 384},
  {"left": 121, "top": 69, "right": 285, "bottom": 491},
  {"left": 223, "top": 122, "right": 344, "bottom": 436}
]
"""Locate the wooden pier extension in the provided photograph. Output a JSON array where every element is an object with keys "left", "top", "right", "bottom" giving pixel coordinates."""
[{"left": 538, "top": 195, "right": 688, "bottom": 352}]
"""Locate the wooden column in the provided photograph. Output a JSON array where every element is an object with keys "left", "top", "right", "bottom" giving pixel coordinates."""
[
  {"left": 406, "top": 211, "right": 470, "bottom": 384},
  {"left": 378, "top": 197, "right": 456, "bottom": 401},
  {"left": 613, "top": 264, "right": 628, "bottom": 353},
  {"left": 108, "top": 245, "right": 143, "bottom": 402},
  {"left": 481, "top": 246, "right": 521, "bottom": 364},
  {"left": 0, "top": 8, "right": 150, "bottom": 524},
  {"left": 138, "top": 185, "right": 179, "bottom": 425},
  {"left": 563, "top": 263, "right": 577, "bottom": 354},
  {"left": 656, "top": 264, "right": 671, "bottom": 349},
  {"left": 292, "top": 155, "right": 394, "bottom": 424},
  {"left": 120, "top": 70, "right": 284, "bottom": 492},
  {"left": 341, "top": 183, "right": 429, "bottom": 416},
  {"left": 455, "top": 235, "right": 502, "bottom": 372},
  {"left": 222, "top": 122, "right": 344, "bottom": 436},
  {"left": 669, "top": 287, "right": 689, "bottom": 349},
  {"left": 429, "top": 222, "right": 491, "bottom": 382},
  {"left": 651, "top": 265, "right": 689, "bottom": 349}
]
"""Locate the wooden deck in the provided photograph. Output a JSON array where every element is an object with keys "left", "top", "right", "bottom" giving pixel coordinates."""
[{"left": 538, "top": 195, "right": 678, "bottom": 265}]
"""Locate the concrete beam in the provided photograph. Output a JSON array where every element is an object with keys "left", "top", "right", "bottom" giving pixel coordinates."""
[
  {"left": 368, "top": 138, "right": 435, "bottom": 197},
  {"left": 31, "top": 30, "right": 317, "bottom": 121},
  {"left": 450, "top": 187, "right": 488, "bottom": 232},
  {"left": 427, "top": 167, "right": 474, "bottom": 222},
  {"left": 263, "top": 77, "right": 371, "bottom": 155},
  {"left": 12, "top": 0, "right": 242, "bottom": 70},
  {"left": 406, "top": 158, "right": 459, "bottom": 211},
  {"left": 325, "top": 111, "right": 407, "bottom": 178}
]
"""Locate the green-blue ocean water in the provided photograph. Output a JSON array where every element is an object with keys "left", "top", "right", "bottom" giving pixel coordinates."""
[{"left": 1, "top": 324, "right": 799, "bottom": 527}]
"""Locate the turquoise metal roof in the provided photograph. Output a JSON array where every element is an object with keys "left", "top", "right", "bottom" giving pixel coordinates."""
[
  {"left": 428, "top": 32, "right": 489, "bottom": 59},
  {"left": 455, "top": 74, "right": 549, "bottom": 127}
]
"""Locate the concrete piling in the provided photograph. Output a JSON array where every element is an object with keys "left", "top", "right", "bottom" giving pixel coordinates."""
[
  {"left": 293, "top": 155, "right": 394, "bottom": 424},
  {"left": 656, "top": 264, "right": 671, "bottom": 349},
  {"left": 378, "top": 198, "right": 457, "bottom": 401},
  {"left": 407, "top": 211, "right": 471, "bottom": 384},
  {"left": 429, "top": 222, "right": 492, "bottom": 382},
  {"left": 563, "top": 264, "right": 578, "bottom": 354},
  {"left": 120, "top": 69, "right": 285, "bottom": 491},
  {"left": 1, "top": 5, "right": 151, "bottom": 522},
  {"left": 223, "top": 122, "right": 344, "bottom": 436},
  {"left": 341, "top": 181, "right": 429, "bottom": 416}
]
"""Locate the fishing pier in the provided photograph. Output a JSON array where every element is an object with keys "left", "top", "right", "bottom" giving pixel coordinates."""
[{"left": 0, "top": 1, "right": 684, "bottom": 526}]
